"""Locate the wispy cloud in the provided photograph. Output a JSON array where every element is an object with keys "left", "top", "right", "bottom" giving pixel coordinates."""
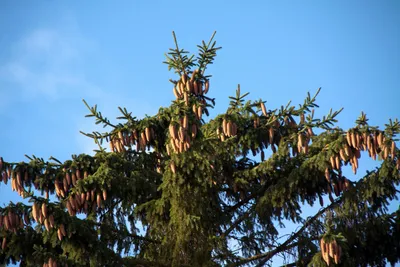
[
  {"left": 0, "top": 18, "right": 154, "bottom": 156},
  {"left": 0, "top": 19, "right": 104, "bottom": 155},
  {"left": 0, "top": 24, "right": 98, "bottom": 101}
]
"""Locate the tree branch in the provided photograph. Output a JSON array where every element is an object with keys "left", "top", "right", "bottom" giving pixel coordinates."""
[
  {"left": 220, "top": 207, "right": 253, "bottom": 239},
  {"left": 229, "top": 198, "right": 341, "bottom": 267}
]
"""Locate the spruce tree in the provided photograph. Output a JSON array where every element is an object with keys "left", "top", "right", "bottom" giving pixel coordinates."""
[{"left": 0, "top": 32, "right": 399, "bottom": 267}]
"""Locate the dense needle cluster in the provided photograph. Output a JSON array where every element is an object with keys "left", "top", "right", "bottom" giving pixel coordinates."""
[{"left": 0, "top": 33, "right": 399, "bottom": 267}]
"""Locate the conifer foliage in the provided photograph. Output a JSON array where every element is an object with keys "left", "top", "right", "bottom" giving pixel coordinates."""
[{"left": 0, "top": 32, "right": 400, "bottom": 267}]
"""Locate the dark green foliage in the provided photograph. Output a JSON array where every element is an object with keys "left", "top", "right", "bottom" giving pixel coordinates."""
[{"left": 0, "top": 33, "right": 399, "bottom": 267}]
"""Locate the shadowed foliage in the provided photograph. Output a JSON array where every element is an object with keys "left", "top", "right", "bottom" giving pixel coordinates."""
[{"left": 0, "top": 32, "right": 399, "bottom": 267}]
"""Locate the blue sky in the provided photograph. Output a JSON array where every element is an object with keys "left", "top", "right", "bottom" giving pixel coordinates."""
[{"left": 0, "top": 0, "right": 399, "bottom": 265}]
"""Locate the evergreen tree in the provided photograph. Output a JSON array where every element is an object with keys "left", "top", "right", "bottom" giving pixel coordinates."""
[{"left": 0, "top": 32, "right": 399, "bottom": 267}]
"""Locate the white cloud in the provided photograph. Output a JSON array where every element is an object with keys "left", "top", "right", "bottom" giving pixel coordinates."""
[
  {"left": 0, "top": 26, "right": 95, "bottom": 100},
  {"left": 0, "top": 18, "right": 154, "bottom": 156},
  {"left": 19, "top": 29, "right": 79, "bottom": 61},
  {"left": 0, "top": 19, "right": 106, "bottom": 155}
]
